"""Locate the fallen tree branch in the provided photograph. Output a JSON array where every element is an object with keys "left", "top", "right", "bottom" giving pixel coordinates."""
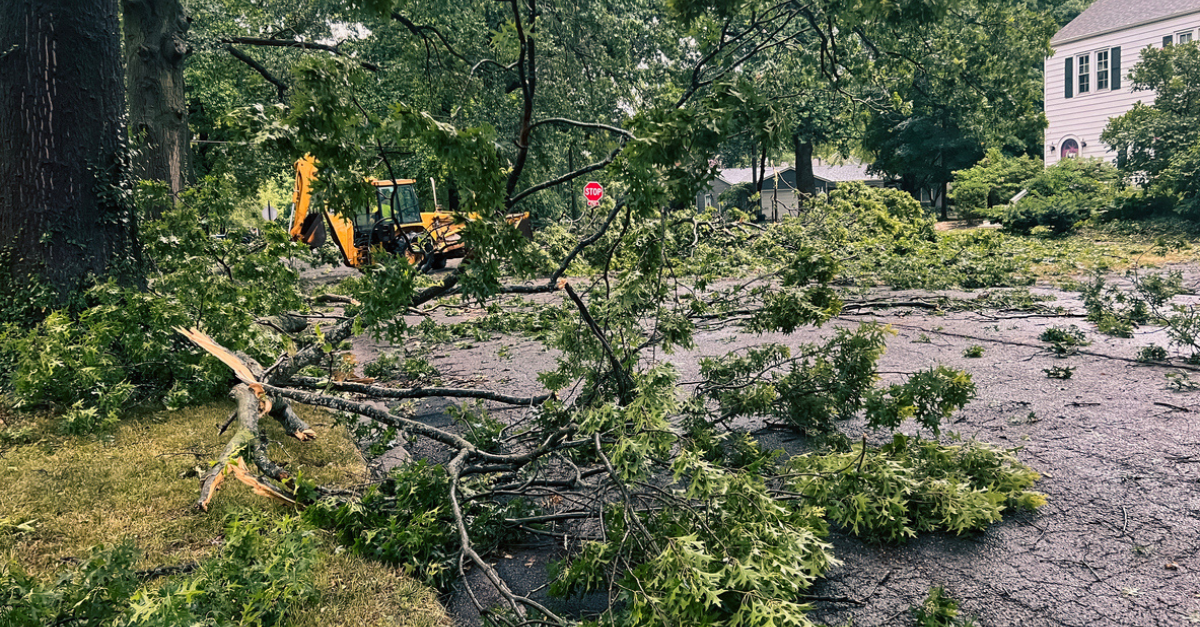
[
  {"left": 287, "top": 376, "right": 552, "bottom": 406},
  {"left": 564, "top": 283, "right": 635, "bottom": 405},
  {"left": 196, "top": 384, "right": 262, "bottom": 511}
]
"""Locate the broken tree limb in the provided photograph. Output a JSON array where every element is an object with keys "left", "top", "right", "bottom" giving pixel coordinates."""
[
  {"left": 227, "top": 457, "right": 298, "bottom": 507},
  {"left": 269, "top": 398, "right": 318, "bottom": 441},
  {"left": 196, "top": 384, "right": 261, "bottom": 511},
  {"left": 261, "top": 383, "right": 483, "bottom": 454},
  {"left": 287, "top": 376, "right": 552, "bottom": 406}
]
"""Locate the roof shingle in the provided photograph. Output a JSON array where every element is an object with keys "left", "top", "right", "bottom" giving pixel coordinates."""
[{"left": 1052, "top": 0, "right": 1200, "bottom": 45}]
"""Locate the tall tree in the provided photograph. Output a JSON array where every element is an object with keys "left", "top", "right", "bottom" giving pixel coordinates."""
[
  {"left": 124, "top": 0, "right": 191, "bottom": 201},
  {"left": 860, "top": 0, "right": 1056, "bottom": 217},
  {"left": 0, "top": 0, "right": 136, "bottom": 301}
]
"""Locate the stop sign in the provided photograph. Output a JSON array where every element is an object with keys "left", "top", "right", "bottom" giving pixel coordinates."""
[{"left": 583, "top": 181, "right": 604, "bottom": 206}]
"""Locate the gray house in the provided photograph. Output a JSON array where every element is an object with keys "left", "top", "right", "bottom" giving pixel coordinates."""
[{"left": 696, "top": 161, "right": 884, "bottom": 220}]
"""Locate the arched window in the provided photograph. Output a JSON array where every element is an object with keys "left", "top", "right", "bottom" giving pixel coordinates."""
[{"left": 1061, "top": 138, "right": 1080, "bottom": 159}]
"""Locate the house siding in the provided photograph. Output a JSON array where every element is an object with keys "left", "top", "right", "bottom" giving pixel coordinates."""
[{"left": 1044, "top": 12, "right": 1200, "bottom": 166}]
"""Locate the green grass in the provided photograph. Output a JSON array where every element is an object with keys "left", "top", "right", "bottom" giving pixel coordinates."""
[{"left": 0, "top": 402, "right": 447, "bottom": 626}]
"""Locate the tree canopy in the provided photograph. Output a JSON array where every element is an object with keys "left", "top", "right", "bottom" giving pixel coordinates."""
[{"left": 1102, "top": 41, "right": 1200, "bottom": 217}]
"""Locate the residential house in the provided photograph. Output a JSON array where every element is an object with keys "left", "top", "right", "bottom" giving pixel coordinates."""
[
  {"left": 696, "top": 161, "right": 884, "bottom": 220},
  {"left": 1044, "top": 0, "right": 1200, "bottom": 166}
]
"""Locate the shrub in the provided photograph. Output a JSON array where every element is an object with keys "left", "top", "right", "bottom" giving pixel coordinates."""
[
  {"left": 951, "top": 149, "right": 1042, "bottom": 221},
  {"left": 998, "top": 158, "right": 1119, "bottom": 235},
  {"left": 1000, "top": 193, "right": 1098, "bottom": 235}
]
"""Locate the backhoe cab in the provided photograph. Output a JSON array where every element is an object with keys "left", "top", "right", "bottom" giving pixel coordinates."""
[{"left": 289, "top": 155, "right": 529, "bottom": 269}]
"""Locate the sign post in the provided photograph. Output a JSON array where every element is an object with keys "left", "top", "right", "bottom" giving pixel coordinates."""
[{"left": 584, "top": 181, "right": 604, "bottom": 207}]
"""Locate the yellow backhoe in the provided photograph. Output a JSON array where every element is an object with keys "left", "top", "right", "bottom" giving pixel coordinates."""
[{"left": 288, "top": 155, "right": 530, "bottom": 269}]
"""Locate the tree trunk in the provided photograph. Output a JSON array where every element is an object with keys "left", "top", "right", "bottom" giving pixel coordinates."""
[
  {"left": 123, "top": 0, "right": 190, "bottom": 206},
  {"left": 0, "top": 0, "right": 135, "bottom": 302},
  {"left": 793, "top": 134, "right": 816, "bottom": 198},
  {"left": 937, "top": 182, "right": 948, "bottom": 221}
]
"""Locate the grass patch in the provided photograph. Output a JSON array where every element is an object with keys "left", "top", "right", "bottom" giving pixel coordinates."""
[{"left": 0, "top": 402, "right": 446, "bottom": 626}]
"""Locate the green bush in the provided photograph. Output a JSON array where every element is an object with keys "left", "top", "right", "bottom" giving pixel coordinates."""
[
  {"left": 1000, "top": 193, "right": 1097, "bottom": 235},
  {"left": 1025, "top": 157, "right": 1118, "bottom": 199},
  {"left": 997, "top": 158, "right": 1120, "bottom": 235},
  {"left": 951, "top": 149, "right": 1042, "bottom": 221}
]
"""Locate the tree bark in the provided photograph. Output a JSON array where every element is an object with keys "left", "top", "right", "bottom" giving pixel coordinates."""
[
  {"left": 0, "top": 0, "right": 135, "bottom": 302},
  {"left": 793, "top": 134, "right": 816, "bottom": 198},
  {"left": 123, "top": 0, "right": 190, "bottom": 204}
]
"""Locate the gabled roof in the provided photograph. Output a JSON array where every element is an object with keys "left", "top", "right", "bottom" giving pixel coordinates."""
[
  {"left": 812, "top": 162, "right": 882, "bottom": 183},
  {"left": 715, "top": 162, "right": 882, "bottom": 186},
  {"left": 1052, "top": 0, "right": 1200, "bottom": 45},
  {"left": 716, "top": 166, "right": 792, "bottom": 186}
]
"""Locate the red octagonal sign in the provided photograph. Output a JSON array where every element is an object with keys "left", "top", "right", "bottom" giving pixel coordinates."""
[{"left": 584, "top": 181, "right": 604, "bottom": 207}]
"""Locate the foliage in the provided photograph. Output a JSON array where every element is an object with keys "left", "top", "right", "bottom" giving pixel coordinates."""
[
  {"left": 1018, "top": 161, "right": 1118, "bottom": 233},
  {"left": 2, "top": 1, "right": 1081, "bottom": 625},
  {"left": 1165, "top": 371, "right": 1200, "bottom": 392},
  {"left": 863, "top": 0, "right": 1056, "bottom": 211},
  {"left": 998, "top": 159, "right": 1120, "bottom": 235},
  {"left": 912, "top": 586, "right": 978, "bottom": 627},
  {"left": 786, "top": 434, "right": 1045, "bottom": 542},
  {"left": 363, "top": 351, "right": 441, "bottom": 382},
  {"left": 1043, "top": 365, "right": 1074, "bottom": 379},
  {"left": 0, "top": 199, "right": 309, "bottom": 422},
  {"left": 1137, "top": 344, "right": 1169, "bottom": 362},
  {"left": 951, "top": 149, "right": 1042, "bottom": 220},
  {"left": 304, "top": 461, "right": 526, "bottom": 590},
  {"left": 1038, "top": 325, "right": 1090, "bottom": 356},
  {"left": 698, "top": 326, "right": 975, "bottom": 435},
  {"left": 962, "top": 345, "right": 984, "bottom": 358},
  {"left": 0, "top": 514, "right": 319, "bottom": 627},
  {"left": 554, "top": 457, "right": 838, "bottom": 627},
  {"left": 126, "top": 514, "right": 320, "bottom": 626},
  {"left": 1024, "top": 157, "right": 1120, "bottom": 201},
  {"left": 1082, "top": 269, "right": 1200, "bottom": 362},
  {"left": 1, "top": 541, "right": 141, "bottom": 627},
  {"left": 1081, "top": 270, "right": 1185, "bottom": 339},
  {"left": 1102, "top": 42, "right": 1200, "bottom": 216}
]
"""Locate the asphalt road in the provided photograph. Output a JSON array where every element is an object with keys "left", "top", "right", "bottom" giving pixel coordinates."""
[{"left": 330, "top": 266, "right": 1200, "bottom": 627}]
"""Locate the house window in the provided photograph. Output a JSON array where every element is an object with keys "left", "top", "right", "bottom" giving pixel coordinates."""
[
  {"left": 1061, "top": 138, "right": 1080, "bottom": 159},
  {"left": 1077, "top": 54, "right": 1090, "bottom": 94},
  {"left": 1179, "top": 30, "right": 1194, "bottom": 44},
  {"left": 1096, "top": 49, "right": 1110, "bottom": 90}
]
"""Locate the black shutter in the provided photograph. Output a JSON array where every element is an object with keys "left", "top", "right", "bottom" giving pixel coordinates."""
[
  {"left": 1164, "top": 35, "right": 1173, "bottom": 47},
  {"left": 1065, "top": 57, "right": 1073, "bottom": 98},
  {"left": 1111, "top": 47, "right": 1121, "bottom": 90}
]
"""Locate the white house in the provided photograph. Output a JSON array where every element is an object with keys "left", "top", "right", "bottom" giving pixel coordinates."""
[
  {"left": 696, "top": 161, "right": 884, "bottom": 220},
  {"left": 1044, "top": 0, "right": 1200, "bottom": 166}
]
